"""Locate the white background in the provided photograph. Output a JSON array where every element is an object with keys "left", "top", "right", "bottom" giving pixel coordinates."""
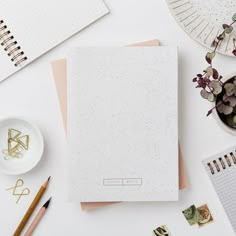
[{"left": 0, "top": 0, "right": 236, "bottom": 235}]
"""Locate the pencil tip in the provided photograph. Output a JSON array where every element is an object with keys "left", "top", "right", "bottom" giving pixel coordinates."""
[
  {"left": 43, "top": 197, "right": 52, "bottom": 208},
  {"left": 48, "top": 176, "right": 51, "bottom": 181}
]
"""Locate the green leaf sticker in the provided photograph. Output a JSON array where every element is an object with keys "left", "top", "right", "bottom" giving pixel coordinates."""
[{"left": 182, "top": 205, "right": 204, "bottom": 225}]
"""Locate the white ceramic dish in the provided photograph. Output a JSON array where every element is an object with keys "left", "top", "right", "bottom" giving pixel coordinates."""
[
  {"left": 166, "top": 0, "right": 236, "bottom": 56},
  {"left": 0, "top": 117, "right": 44, "bottom": 175}
]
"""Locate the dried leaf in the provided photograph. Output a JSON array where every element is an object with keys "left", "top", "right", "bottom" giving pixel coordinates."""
[
  {"left": 209, "top": 80, "right": 222, "bottom": 95},
  {"left": 223, "top": 94, "right": 236, "bottom": 107},
  {"left": 197, "top": 79, "right": 206, "bottom": 88},
  {"left": 204, "top": 77, "right": 210, "bottom": 83},
  {"left": 223, "top": 24, "right": 230, "bottom": 29},
  {"left": 200, "top": 89, "right": 208, "bottom": 99},
  {"left": 232, "top": 49, "right": 236, "bottom": 56},
  {"left": 205, "top": 52, "right": 215, "bottom": 64},
  {"left": 207, "top": 93, "right": 215, "bottom": 102},
  {"left": 217, "top": 103, "right": 233, "bottom": 115},
  {"left": 212, "top": 68, "right": 219, "bottom": 79},
  {"left": 224, "top": 83, "right": 236, "bottom": 96},
  {"left": 200, "top": 89, "right": 215, "bottom": 102},
  {"left": 224, "top": 25, "right": 233, "bottom": 34},
  {"left": 211, "top": 40, "right": 217, "bottom": 47},
  {"left": 234, "top": 78, "right": 236, "bottom": 85},
  {"left": 225, "top": 108, "right": 232, "bottom": 114},
  {"left": 232, "top": 13, "right": 236, "bottom": 21},
  {"left": 217, "top": 32, "right": 225, "bottom": 40},
  {"left": 206, "top": 67, "right": 213, "bottom": 76}
]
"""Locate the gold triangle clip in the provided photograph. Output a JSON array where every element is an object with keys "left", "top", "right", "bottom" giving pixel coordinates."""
[
  {"left": 16, "top": 135, "right": 29, "bottom": 150},
  {"left": 8, "top": 139, "right": 19, "bottom": 154},
  {"left": 8, "top": 128, "right": 21, "bottom": 140}
]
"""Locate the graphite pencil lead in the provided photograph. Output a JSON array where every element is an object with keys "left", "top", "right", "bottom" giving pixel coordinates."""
[{"left": 43, "top": 197, "right": 52, "bottom": 209}]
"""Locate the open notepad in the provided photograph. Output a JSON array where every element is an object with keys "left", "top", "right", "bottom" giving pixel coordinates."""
[
  {"left": 0, "top": 0, "right": 108, "bottom": 82},
  {"left": 67, "top": 47, "right": 179, "bottom": 202}
]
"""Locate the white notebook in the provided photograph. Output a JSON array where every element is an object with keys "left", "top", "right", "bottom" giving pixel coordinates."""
[
  {"left": 203, "top": 146, "right": 236, "bottom": 233},
  {"left": 68, "top": 47, "right": 179, "bottom": 202},
  {"left": 0, "top": 0, "right": 108, "bottom": 82}
]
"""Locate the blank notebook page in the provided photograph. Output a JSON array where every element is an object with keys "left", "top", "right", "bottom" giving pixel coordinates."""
[
  {"left": 203, "top": 146, "right": 236, "bottom": 233},
  {"left": 68, "top": 47, "right": 179, "bottom": 202},
  {"left": 0, "top": 0, "right": 108, "bottom": 82}
]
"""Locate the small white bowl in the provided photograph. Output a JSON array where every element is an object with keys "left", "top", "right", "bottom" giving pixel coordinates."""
[
  {"left": 213, "top": 109, "right": 236, "bottom": 135},
  {"left": 0, "top": 117, "right": 44, "bottom": 175}
]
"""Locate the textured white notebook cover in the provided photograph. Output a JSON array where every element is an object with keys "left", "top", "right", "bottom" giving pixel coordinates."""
[
  {"left": 68, "top": 47, "right": 178, "bottom": 202},
  {"left": 203, "top": 146, "right": 236, "bottom": 233},
  {"left": 0, "top": 0, "right": 108, "bottom": 82}
]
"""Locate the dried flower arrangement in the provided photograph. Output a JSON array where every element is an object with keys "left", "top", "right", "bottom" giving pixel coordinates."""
[{"left": 193, "top": 13, "right": 236, "bottom": 129}]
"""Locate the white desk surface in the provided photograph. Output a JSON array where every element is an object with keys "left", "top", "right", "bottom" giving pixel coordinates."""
[{"left": 1, "top": 1, "right": 236, "bottom": 235}]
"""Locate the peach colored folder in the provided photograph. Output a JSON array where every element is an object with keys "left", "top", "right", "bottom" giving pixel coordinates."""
[{"left": 51, "top": 40, "right": 188, "bottom": 210}]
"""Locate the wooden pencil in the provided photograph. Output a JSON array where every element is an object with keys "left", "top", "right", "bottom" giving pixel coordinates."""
[
  {"left": 24, "top": 197, "right": 52, "bottom": 236},
  {"left": 13, "top": 177, "right": 51, "bottom": 236}
]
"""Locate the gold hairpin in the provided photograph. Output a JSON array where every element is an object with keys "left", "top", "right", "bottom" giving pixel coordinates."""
[
  {"left": 6, "top": 179, "right": 30, "bottom": 204},
  {"left": 6, "top": 179, "right": 24, "bottom": 192},
  {"left": 15, "top": 188, "right": 30, "bottom": 204}
]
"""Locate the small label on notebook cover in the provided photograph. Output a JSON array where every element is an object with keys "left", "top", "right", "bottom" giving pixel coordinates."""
[{"left": 103, "top": 178, "right": 142, "bottom": 186}]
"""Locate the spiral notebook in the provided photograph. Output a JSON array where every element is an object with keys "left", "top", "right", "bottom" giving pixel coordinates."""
[
  {"left": 0, "top": 0, "right": 108, "bottom": 82},
  {"left": 203, "top": 146, "right": 236, "bottom": 233}
]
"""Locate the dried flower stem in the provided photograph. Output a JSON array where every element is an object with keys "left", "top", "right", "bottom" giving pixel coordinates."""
[{"left": 193, "top": 14, "right": 236, "bottom": 117}]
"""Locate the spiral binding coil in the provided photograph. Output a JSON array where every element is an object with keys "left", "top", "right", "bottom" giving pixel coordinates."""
[
  {"left": 0, "top": 20, "right": 27, "bottom": 66},
  {"left": 207, "top": 151, "right": 236, "bottom": 175}
]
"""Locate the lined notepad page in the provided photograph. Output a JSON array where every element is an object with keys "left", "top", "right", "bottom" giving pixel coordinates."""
[
  {"left": 0, "top": 0, "right": 108, "bottom": 82},
  {"left": 203, "top": 146, "right": 236, "bottom": 233}
]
